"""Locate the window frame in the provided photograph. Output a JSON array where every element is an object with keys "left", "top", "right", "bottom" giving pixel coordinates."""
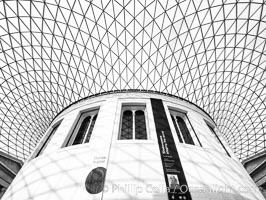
[
  {"left": 34, "top": 119, "right": 63, "bottom": 158},
  {"left": 169, "top": 109, "right": 201, "bottom": 146},
  {"left": 65, "top": 108, "right": 99, "bottom": 147},
  {"left": 118, "top": 104, "right": 149, "bottom": 140},
  {"left": 205, "top": 121, "right": 231, "bottom": 157}
]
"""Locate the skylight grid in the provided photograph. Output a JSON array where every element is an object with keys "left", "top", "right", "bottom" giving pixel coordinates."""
[{"left": 0, "top": 0, "right": 265, "bottom": 161}]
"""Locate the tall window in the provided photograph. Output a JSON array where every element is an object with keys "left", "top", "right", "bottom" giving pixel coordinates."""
[
  {"left": 206, "top": 123, "right": 231, "bottom": 157},
  {"left": 36, "top": 121, "right": 61, "bottom": 157},
  {"left": 66, "top": 109, "right": 98, "bottom": 146},
  {"left": 170, "top": 110, "right": 200, "bottom": 145},
  {"left": 119, "top": 105, "right": 147, "bottom": 140}
]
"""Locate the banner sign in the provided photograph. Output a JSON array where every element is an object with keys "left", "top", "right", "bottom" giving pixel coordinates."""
[{"left": 151, "top": 98, "right": 192, "bottom": 200}]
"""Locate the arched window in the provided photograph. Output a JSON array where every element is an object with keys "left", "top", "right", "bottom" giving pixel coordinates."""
[
  {"left": 119, "top": 106, "right": 147, "bottom": 140},
  {"left": 176, "top": 116, "right": 194, "bottom": 145},
  {"left": 135, "top": 110, "right": 147, "bottom": 139},
  {"left": 171, "top": 115, "right": 183, "bottom": 143},
  {"left": 73, "top": 115, "right": 91, "bottom": 145},
  {"left": 120, "top": 110, "right": 133, "bottom": 139},
  {"left": 67, "top": 109, "right": 99, "bottom": 146},
  {"left": 84, "top": 114, "right": 97, "bottom": 143},
  {"left": 170, "top": 110, "right": 200, "bottom": 146}
]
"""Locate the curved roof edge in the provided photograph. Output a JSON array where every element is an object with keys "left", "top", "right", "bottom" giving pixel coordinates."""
[{"left": 51, "top": 89, "right": 216, "bottom": 125}]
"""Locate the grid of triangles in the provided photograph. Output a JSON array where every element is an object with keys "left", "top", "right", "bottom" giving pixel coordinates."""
[{"left": 0, "top": 0, "right": 265, "bottom": 161}]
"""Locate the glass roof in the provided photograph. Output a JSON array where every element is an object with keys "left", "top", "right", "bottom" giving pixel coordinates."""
[{"left": 0, "top": 0, "right": 265, "bottom": 161}]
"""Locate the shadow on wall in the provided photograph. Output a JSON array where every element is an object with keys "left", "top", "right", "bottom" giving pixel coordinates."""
[
  {"left": 1, "top": 146, "right": 93, "bottom": 200},
  {"left": 1, "top": 141, "right": 265, "bottom": 200},
  {"left": 102, "top": 143, "right": 167, "bottom": 200},
  {"left": 180, "top": 145, "right": 264, "bottom": 200}
]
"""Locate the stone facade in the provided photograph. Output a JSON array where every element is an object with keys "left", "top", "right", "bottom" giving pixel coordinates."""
[{"left": 1, "top": 92, "right": 265, "bottom": 200}]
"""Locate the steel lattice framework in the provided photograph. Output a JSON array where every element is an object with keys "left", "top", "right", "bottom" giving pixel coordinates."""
[{"left": 0, "top": 0, "right": 265, "bottom": 161}]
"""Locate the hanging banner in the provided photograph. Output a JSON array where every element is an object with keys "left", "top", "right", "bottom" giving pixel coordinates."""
[{"left": 151, "top": 98, "right": 192, "bottom": 200}]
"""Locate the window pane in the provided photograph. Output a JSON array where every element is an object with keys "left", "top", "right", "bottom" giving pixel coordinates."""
[
  {"left": 176, "top": 116, "right": 194, "bottom": 145},
  {"left": 84, "top": 115, "right": 97, "bottom": 143},
  {"left": 171, "top": 115, "right": 183, "bottom": 143},
  {"left": 73, "top": 115, "right": 91, "bottom": 145},
  {"left": 135, "top": 110, "right": 147, "bottom": 139},
  {"left": 120, "top": 110, "right": 133, "bottom": 139}
]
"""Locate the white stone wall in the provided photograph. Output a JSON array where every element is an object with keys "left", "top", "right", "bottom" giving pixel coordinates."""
[{"left": 2, "top": 92, "right": 264, "bottom": 200}]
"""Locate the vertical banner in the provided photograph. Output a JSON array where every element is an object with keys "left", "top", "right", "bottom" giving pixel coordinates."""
[{"left": 151, "top": 98, "right": 192, "bottom": 200}]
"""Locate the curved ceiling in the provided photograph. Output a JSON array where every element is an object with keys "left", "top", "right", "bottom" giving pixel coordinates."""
[{"left": 0, "top": 0, "right": 265, "bottom": 161}]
